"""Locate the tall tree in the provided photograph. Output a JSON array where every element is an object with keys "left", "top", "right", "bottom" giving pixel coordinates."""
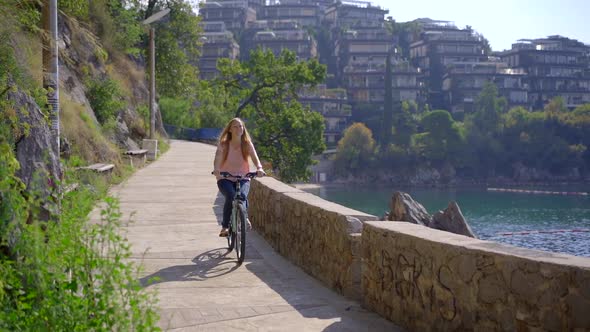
[
  {"left": 393, "top": 101, "right": 418, "bottom": 148},
  {"left": 464, "top": 81, "right": 507, "bottom": 176},
  {"left": 415, "top": 110, "right": 464, "bottom": 164},
  {"left": 216, "top": 49, "right": 327, "bottom": 182},
  {"left": 381, "top": 52, "right": 393, "bottom": 146},
  {"left": 142, "top": 0, "right": 202, "bottom": 98},
  {"left": 333, "top": 123, "right": 375, "bottom": 175},
  {"left": 471, "top": 81, "right": 507, "bottom": 135}
]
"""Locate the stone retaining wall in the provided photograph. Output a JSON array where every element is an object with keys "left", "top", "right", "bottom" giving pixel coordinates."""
[
  {"left": 362, "top": 221, "right": 590, "bottom": 331},
  {"left": 248, "top": 178, "right": 376, "bottom": 299},
  {"left": 249, "top": 178, "right": 590, "bottom": 331}
]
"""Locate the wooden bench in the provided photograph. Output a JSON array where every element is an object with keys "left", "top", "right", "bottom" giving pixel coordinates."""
[
  {"left": 79, "top": 163, "right": 115, "bottom": 173},
  {"left": 75, "top": 163, "right": 114, "bottom": 185},
  {"left": 124, "top": 149, "right": 148, "bottom": 168},
  {"left": 63, "top": 183, "right": 79, "bottom": 194}
]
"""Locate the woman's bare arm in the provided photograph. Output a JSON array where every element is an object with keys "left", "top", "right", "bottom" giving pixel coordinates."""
[
  {"left": 213, "top": 144, "right": 224, "bottom": 177},
  {"left": 248, "top": 142, "right": 263, "bottom": 170}
]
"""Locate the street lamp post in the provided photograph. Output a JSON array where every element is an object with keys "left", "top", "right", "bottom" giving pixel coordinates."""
[
  {"left": 41, "top": 0, "right": 61, "bottom": 220},
  {"left": 42, "top": 0, "right": 59, "bottom": 154},
  {"left": 142, "top": 8, "right": 170, "bottom": 139}
]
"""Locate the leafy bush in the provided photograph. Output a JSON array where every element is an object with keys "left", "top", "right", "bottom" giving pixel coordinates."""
[
  {"left": 333, "top": 123, "right": 375, "bottom": 175},
  {"left": 58, "top": 0, "right": 89, "bottom": 20},
  {"left": 87, "top": 77, "right": 125, "bottom": 124},
  {"left": 2, "top": 1, "right": 41, "bottom": 32},
  {"left": 89, "top": 0, "right": 142, "bottom": 56},
  {"left": 160, "top": 97, "right": 200, "bottom": 128},
  {"left": 0, "top": 123, "right": 159, "bottom": 331}
]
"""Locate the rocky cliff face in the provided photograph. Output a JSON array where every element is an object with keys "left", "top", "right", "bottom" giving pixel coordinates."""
[
  {"left": 9, "top": 87, "right": 61, "bottom": 220},
  {"left": 8, "top": 13, "right": 168, "bottom": 210},
  {"left": 56, "top": 14, "right": 166, "bottom": 151}
]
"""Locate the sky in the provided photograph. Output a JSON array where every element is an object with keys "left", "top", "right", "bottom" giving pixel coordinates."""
[{"left": 371, "top": 0, "right": 590, "bottom": 51}]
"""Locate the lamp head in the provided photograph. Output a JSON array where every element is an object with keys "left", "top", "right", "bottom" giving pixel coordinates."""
[{"left": 142, "top": 8, "right": 171, "bottom": 25}]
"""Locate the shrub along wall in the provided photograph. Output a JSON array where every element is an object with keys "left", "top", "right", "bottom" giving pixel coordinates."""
[{"left": 249, "top": 177, "right": 590, "bottom": 331}]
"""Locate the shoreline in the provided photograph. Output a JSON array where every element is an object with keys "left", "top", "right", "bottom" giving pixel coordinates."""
[{"left": 294, "top": 179, "right": 590, "bottom": 191}]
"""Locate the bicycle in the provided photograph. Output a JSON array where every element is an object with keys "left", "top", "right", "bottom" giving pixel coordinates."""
[{"left": 217, "top": 171, "right": 258, "bottom": 264}]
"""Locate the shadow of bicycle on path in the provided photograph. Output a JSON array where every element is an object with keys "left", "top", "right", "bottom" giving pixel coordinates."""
[
  {"left": 139, "top": 247, "right": 240, "bottom": 287},
  {"left": 240, "top": 231, "right": 404, "bottom": 332}
]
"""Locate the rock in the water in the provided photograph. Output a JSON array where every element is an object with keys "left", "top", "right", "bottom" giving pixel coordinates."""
[
  {"left": 431, "top": 201, "right": 476, "bottom": 238},
  {"left": 388, "top": 192, "right": 431, "bottom": 226},
  {"left": 386, "top": 191, "right": 476, "bottom": 238}
]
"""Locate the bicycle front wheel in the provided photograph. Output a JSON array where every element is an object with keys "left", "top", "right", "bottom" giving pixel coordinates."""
[
  {"left": 235, "top": 204, "right": 247, "bottom": 264},
  {"left": 227, "top": 227, "right": 235, "bottom": 251}
]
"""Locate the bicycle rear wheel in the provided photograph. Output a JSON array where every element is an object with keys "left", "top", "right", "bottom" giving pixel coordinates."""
[{"left": 235, "top": 204, "right": 246, "bottom": 264}]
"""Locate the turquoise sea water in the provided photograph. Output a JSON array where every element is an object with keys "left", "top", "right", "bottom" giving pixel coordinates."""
[{"left": 301, "top": 185, "right": 590, "bottom": 257}]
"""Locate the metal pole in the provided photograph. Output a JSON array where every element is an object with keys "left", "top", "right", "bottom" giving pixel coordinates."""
[
  {"left": 149, "top": 27, "right": 156, "bottom": 139},
  {"left": 41, "top": 0, "right": 61, "bottom": 220},
  {"left": 43, "top": 0, "right": 60, "bottom": 153}
]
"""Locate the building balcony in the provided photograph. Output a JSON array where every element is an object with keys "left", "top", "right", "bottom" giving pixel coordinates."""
[
  {"left": 422, "top": 31, "right": 482, "bottom": 43},
  {"left": 248, "top": 19, "right": 299, "bottom": 30},
  {"left": 202, "top": 0, "right": 248, "bottom": 9},
  {"left": 202, "top": 32, "right": 235, "bottom": 43},
  {"left": 322, "top": 107, "right": 352, "bottom": 117},
  {"left": 343, "top": 63, "right": 385, "bottom": 73},
  {"left": 253, "top": 30, "right": 311, "bottom": 41},
  {"left": 325, "top": 124, "right": 348, "bottom": 133}
]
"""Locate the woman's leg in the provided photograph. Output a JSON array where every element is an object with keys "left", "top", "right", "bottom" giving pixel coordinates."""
[
  {"left": 217, "top": 179, "right": 236, "bottom": 229},
  {"left": 238, "top": 180, "right": 252, "bottom": 228},
  {"left": 238, "top": 179, "right": 251, "bottom": 211}
]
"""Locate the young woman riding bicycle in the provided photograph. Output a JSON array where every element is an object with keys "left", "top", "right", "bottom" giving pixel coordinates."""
[{"left": 212, "top": 118, "right": 265, "bottom": 237}]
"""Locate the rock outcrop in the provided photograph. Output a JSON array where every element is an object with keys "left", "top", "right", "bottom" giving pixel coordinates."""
[
  {"left": 430, "top": 201, "right": 476, "bottom": 237},
  {"left": 386, "top": 192, "right": 431, "bottom": 226},
  {"left": 57, "top": 14, "right": 167, "bottom": 151},
  {"left": 10, "top": 87, "right": 61, "bottom": 220},
  {"left": 386, "top": 191, "right": 476, "bottom": 238}
]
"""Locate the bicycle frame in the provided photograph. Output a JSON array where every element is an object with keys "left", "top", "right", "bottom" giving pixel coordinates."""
[
  {"left": 230, "top": 183, "right": 240, "bottom": 234},
  {"left": 218, "top": 171, "right": 257, "bottom": 263}
]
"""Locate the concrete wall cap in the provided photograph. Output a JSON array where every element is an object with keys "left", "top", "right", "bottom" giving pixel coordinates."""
[
  {"left": 284, "top": 191, "right": 376, "bottom": 221},
  {"left": 364, "top": 221, "right": 590, "bottom": 268}
]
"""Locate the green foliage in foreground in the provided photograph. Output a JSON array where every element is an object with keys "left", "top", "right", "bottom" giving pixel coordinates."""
[{"left": 0, "top": 125, "right": 159, "bottom": 331}]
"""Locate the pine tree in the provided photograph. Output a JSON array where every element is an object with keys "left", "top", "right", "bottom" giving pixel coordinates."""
[{"left": 381, "top": 52, "right": 394, "bottom": 146}]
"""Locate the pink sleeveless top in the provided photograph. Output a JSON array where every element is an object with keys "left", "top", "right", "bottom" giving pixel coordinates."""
[{"left": 220, "top": 144, "right": 249, "bottom": 179}]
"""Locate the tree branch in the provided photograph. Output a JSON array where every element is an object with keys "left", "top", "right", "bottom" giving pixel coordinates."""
[{"left": 234, "top": 81, "right": 276, "bottom": 118}]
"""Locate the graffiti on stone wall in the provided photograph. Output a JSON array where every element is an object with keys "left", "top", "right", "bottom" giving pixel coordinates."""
[
  {"left": 394, "top": 252, "right": 426, "bottom": 308},
  {"left": 436, "top": 265, "right": 457, "bottom": 321},
  {"left": 381, "top": 250, "right": 457, "bottom": 321}
]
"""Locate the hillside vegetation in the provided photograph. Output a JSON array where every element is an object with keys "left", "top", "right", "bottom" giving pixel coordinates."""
[
  {"left": 0, "top": 1, "right": 210, "bottom": 329},
  {"left": 334, "top": 83, "right": 590, "bottom": 185}
]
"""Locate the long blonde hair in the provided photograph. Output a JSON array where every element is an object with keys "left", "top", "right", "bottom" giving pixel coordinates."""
[{"left": 218, "top": 118, "right": 252, "bottom": 164}]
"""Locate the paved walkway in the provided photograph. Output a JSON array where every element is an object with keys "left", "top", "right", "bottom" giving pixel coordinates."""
[{"left": 92, "top": 140, "right": 403, "bottom": 331}]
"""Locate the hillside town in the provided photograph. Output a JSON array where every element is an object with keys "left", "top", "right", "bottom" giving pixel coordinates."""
[{"left": 198, "top": 0, "right": 590, "bottom": 147}]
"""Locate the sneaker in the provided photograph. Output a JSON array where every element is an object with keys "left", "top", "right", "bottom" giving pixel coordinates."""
[{"left": 219, "top": 228, "right": 229, "bottom": 237}]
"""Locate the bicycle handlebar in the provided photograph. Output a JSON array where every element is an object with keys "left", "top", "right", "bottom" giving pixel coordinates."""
[{"left": 211, "top": 171, "right": 259, "bottom": 179}]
